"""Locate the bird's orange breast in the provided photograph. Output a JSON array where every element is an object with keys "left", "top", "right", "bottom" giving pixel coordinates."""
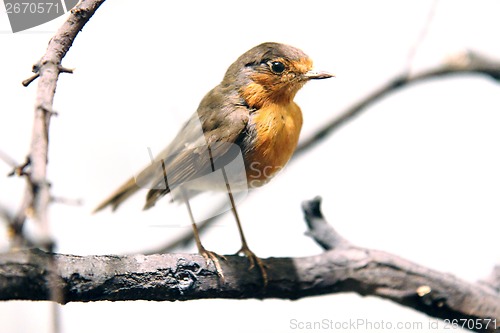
[{"left": 244, "top": 102, "right": 303, "bottom": 188}]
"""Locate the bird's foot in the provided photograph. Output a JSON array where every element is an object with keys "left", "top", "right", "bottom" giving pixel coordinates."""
[
  {"left": 236, "top": 245, "right": 268, "bottom": 286},
  {"left": 199, "top": 248, "right": 226, "bottom": 282}
]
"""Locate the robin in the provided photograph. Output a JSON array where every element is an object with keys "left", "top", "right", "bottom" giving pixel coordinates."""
[{"left": 94, "top": 42, "right": 333, "bottom": 284}]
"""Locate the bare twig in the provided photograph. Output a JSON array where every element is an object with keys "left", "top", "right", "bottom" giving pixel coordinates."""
[
  {"left": 22, "top": 73, "right": 40, "bottom": 87},
  {"left": 0, "top": 150, "right": 18, "bottom": 169},
  {"left": 14, "top": 2, "right": 106, "bottom": 332},
  {"left": 405, "top": 0, "right": 439, "bottom": 73},
  {"left": 7, "top": 157, "right": 30, "bottom": 177},
  {"left": 15, "top": 0, "right": 106, "bottom": 248},
  {"left": 0, "top": 198, "right": 498, "bottom": 332},
  {"left": 294, "top": 50, "right": 500, "bottom": 157},
  {"left": 301, "top": 196, "right": 350, "bottom": 250}
]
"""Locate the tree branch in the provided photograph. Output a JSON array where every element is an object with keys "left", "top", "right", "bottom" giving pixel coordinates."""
[
  {"left": 12, "top": 0, "right": 106, "bottom": 249},
  {"left": 294, "top": 50, "right": 500, "bottom": 158},
  {"left": 10, "top": 3, "right": 107, "bottom": 332},
  {"left": 0, "top": 198, "right": 498, "bottom": 332}
]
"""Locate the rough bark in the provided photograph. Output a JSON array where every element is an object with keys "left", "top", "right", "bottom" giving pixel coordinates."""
[{"left": 0, "top": 198, "right": 498, "bottom": 333}]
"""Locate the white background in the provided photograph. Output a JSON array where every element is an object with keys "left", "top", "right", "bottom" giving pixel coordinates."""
[{"left": 0, "top": 0, "right": 499, "bottom": 332}]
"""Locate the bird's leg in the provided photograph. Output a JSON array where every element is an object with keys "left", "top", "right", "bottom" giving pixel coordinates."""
[
  {"left": 221, "top": 167, "right": 268, "bottom": 286},
  {"left": 161, "top": 159, "right": 225, "bottom": 280},
  {"left": 182, "top": 189, "right": 225, "bottom": 281}
]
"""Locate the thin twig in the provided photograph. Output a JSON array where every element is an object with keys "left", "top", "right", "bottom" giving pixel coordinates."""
[
  {"left": 16, "top": 0, "right": 106, "bottom": 247},
  {"left": 294, "top": 50, "right": 500, "bottom": 157},
  {"left": 16, "top": 2, "right": 107, "bottom": 333},
  {"left": 21, "top": 73, "right": 39, "bottom": 87},
  {"left": 301, "top": 196, "right": 350, "bottom": 250},
  {"left": 405, "top": 0, "right": 440, "bottom": 74},
  {"left": 0, "top": 150, "right": 18, "bottom": 169},
  {"left": 7, "top": 157, "right": 30, "bottom": 177}
]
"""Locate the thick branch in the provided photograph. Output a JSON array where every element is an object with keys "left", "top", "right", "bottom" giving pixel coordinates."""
[{"left": 1, "top": 198, "right": 498, "bottom": 332}]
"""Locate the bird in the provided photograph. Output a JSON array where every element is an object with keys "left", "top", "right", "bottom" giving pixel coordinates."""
[{"left": 94, "top": 42, "right": 333, "bottom": 284}]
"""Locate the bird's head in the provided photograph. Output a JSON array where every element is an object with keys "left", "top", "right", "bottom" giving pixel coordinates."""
[{"left": 223, "top": 42, "right": 334, "bottom": 108}]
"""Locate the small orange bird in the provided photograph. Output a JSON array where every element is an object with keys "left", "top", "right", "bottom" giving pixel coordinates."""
[{"left": 94, "top": 42, "right": 333, "bottom": 284}]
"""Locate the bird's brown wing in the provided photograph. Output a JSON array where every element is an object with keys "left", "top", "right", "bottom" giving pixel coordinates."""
[
  {"left": 94, "top": 84, "right": 250, "bottom": 212},
  {"left": 143, "top": 86, "right": 250, "bottom": 209}
]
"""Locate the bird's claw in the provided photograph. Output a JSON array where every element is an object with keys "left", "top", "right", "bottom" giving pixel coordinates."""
[
  {"left": 199, "top": 248, "right": 226, "bottom": 282},
  {"left": 236, "top": 245, "right": 268, "bottom": 286}
]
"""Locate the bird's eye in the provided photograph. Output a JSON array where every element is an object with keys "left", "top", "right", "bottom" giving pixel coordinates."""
[{"left": 269, "top": 61, "right": 286, "bottom": 74}]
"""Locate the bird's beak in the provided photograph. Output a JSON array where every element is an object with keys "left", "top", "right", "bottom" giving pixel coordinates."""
[{"left": 303, "top": 70, "right": 335, "bottom": 80}]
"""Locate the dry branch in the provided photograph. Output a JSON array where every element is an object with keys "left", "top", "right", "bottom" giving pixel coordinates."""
[
  {"left": 9, "top": 2, "right": 107, "bottom": 331},
  {"left": 11, "top": 0, "right": 106, "bottom": 249},
  {"left": 0, "top": 198, "right": 498, "bottom": 333},
  {"left": 294, "top": 50, "right": 500, "bottom": 157}
]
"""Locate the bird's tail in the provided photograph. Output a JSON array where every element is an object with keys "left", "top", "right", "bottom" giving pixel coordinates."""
[{"left": 93, "top": 177, "right": 141, "bottom": 213}]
